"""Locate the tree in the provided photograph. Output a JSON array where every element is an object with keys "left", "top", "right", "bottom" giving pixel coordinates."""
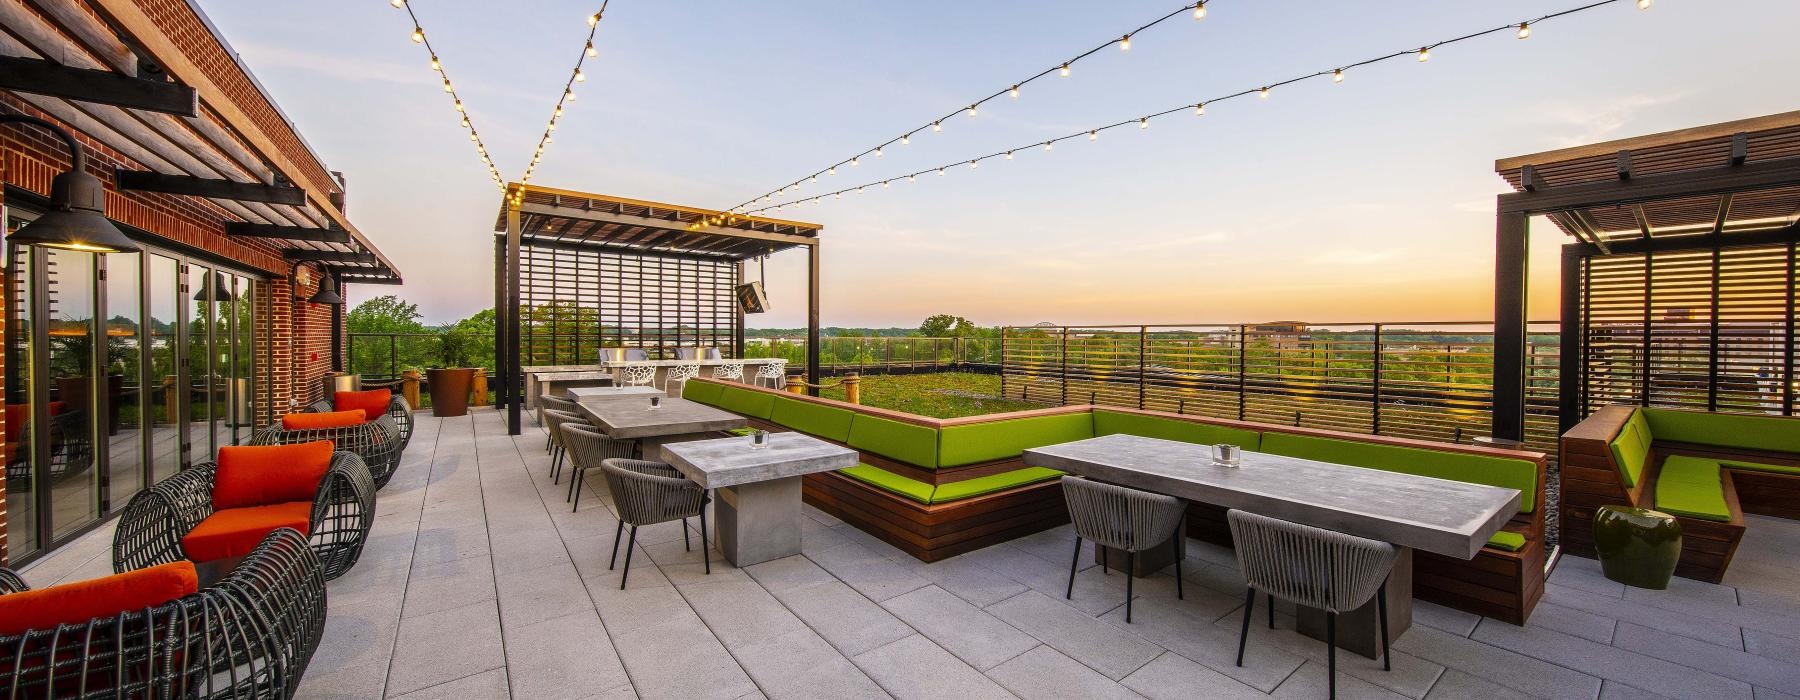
[
  {"left": 919, "top": 314, "right": 977, "bottom": 338},
  {"left": 346, "top": 296, "right": 427, "bottom": 335}
]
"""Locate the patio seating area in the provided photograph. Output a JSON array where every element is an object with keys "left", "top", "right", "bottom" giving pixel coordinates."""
[{"left": 17, "top": 407, "right": 1800, "bottom": 700}]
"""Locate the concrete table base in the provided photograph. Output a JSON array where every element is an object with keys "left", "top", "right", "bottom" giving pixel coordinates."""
[
  {"left": 1293, "top": 547, "right": 1412, "bottom": 659},
  {"left": 714, "top": 476, "right": 805, "bottom": 567},
  {"left": 1094, "top": 534, "right": 1184, "bottom": 576}
]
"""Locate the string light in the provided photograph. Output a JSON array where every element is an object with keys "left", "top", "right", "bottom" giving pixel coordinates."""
[
  {"left": 1417, "top": 46, "right": 1431, "bottom": 62},
  {"left": 722, "top": 1, "right": 1209, "bottom": 214},
  {"left": 522, "top": 2, "right": 609, "bottom": 182},
  {"left": 1517, "top": 22, "right": 1532, "bottom": 39},
  {"left": 390, "top": 0, "right": 404, "bottom": 7},
  {"left": 738, "top": 0, "right": 1648, "bottom": 217},
  {"left": 1637, "top": 0, "right": 1651, "bottom": 8},
  {"left": 411, "top": 26, "right": 424, "bottom": 43},
  {"left": 1333, "top": 68, "right": 1345, "bottom": 83},
  {"left": 430, "top": 55, "right": 440, "bottom": 71},
  {"left": 901, "top": 133, "right": 911, "bottom": 145},
  {"left": 396, "top": 4, "right": 502, "bottom": 191}
]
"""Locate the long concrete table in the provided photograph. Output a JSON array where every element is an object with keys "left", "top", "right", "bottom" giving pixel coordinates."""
[
  {"left": 1024, "top": 433, "right": 1520, "bottom": 657},
  {"left": 576, "top": 396, "right": 749, "bottom": 451},
  {"left": 567, "top": 386, "right": 665, "bottom": 401},
  {"left": 659, "top": 432, "right": 858, "bottom": 566}
]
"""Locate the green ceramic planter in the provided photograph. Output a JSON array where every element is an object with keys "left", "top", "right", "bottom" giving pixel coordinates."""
[{"left": 1593, "top": 506, "right": 1682, "bottom": 590}]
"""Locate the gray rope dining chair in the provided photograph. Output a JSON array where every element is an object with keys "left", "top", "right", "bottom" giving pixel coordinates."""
[
  {"left": 538, "top": 395, "right": 579, "bottom": 452},
  {"left": 1061, "top": 477, "right": 1187, "bottom": 623},
  {"left": 561, "top": 423, "right": 638, "bottom": 509},
  {"left": 1227, "top": 509, "right": 1398, "bottom": 699},
  {"left": 599, "top": 458, "right": 709, "bottom": 589},
  {"left": 542, "top": 408, "right": 585, "bottom": 484}
]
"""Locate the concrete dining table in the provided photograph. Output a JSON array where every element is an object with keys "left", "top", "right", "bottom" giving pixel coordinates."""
[
  {"left": 1024, "top": 433, "right": 1521, "bottom": 658},
  {"left": 575, "top": 395, "right": 749, "bottom": 452},
  {"left": 567, "top": 385, "right": 666, "bottom": 401},
  {"left": 659, "top": 432, "right": 858, "bottom": 567}
]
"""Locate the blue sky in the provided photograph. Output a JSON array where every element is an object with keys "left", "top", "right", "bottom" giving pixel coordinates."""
[{"left": 204, "top": 0, "right": 1800, "bottom": 328}]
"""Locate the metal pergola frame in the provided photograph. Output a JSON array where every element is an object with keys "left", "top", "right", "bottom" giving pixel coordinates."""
[
  {"left": 493, "top": 183, "right": 825, "bottom": 435},
  {"left": 1491, "top": 111, "right": 1800, "bottom": 440}
]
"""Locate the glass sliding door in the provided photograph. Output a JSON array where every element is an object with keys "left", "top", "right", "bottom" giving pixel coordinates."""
[
  {"left": 148, "top": 255, "right": 182, "bottom": 482},
  {"left": 186, "top": 265, "right": 215, "bottom": 459},
  {"left": 103, "top": 252, "right": 145, "bottom": 510},
  {"left": 44, "top": 247, "right": 100, "bottom": 540},
  {"left": 226, "top": 273, "right": 255, "bottom": 444},
  {"left": 3, "top": 235, "right": 36, "bottom": 559}
]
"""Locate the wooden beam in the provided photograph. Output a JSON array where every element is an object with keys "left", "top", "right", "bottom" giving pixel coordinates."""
[
  {"left": 284, "top": 250, "right": 376, "bottom": 264},
  {"left": 1497, "top": 157, "right": 1800, "bottom": 214},
  {"left": 1632, "top": 205, "right": 1654, "bottom": 239},
  {"left": 1572, "top": 221, "right": 1800, "bottom": 256},
  {"left": 1616, "top": 150, "right": 1634, "bottom": 180},
  {"left": 1728, "top": 132, "right": 1748, "bottom": 167},
  {"left": 118, "top": 169, "right": 305, "bottom": 205},
  {"left": 516, "top": 200, "right": 817, "bottom": 247},
  {"left": 338, "top": 275, "right": 403, "bottom": 285},
  {"left": 0, "top": 56, "right": 195, "bottom": 116},
  {"left": 227, "top": 222, "right": 349, "bottom": 243}
]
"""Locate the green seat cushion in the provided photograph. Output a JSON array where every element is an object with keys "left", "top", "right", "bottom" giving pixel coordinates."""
[
  {"left": 726, "top": 427, "right": 759, "bottom": 437},
  {"left": 682, "top": 380, "right": 726, "bottom": 406},
  {"left": 1654, "top": 456, "right": 1731, "bottom": 522},
  {"left": 1485, "top": 531, "right": 1527, "bottom": 552},
  {"left": 1644, "top": 408, "right": 1800, "bottom": 454},
  {"left": 1720, "top": 460, "right": 1800, "bottom": 476},
  {"left": 930, "top": 467, "right": 1064, "bottom": 504},
  {"left": 847, "top": 414, "right": 939, "bottom": 469},
  {"left": 1092, "top": 410, "right": 1261, "bottom": 451},
  {"left": 839, "top": 464, "right": 934, "bottom": 504},
  {"left": 1260, "top": 432, "right": 1538, "bottom": 513},
  {"left": 1610, "top": 410, "right": 1654, "bottom": 489},
  {"left": 770, "top": 397, "right": 855, "bottom": 443},
  {"left": 938, "top": 413, "right": 1094, "bottom": 468},
  {"left": 715, "top": 385, "right": 777, "bottom": 420}
]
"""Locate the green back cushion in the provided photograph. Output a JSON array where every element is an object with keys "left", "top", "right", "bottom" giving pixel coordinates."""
[
  {"left": 931, "top": 467, "right": 1063, "bottom": 504},
  {"left": 840, "top": 464, "right": 934, "bottom": 504},
  {"left": 715, "top": 386, "right": 776, "bottom": 420},
  {"left": 1261, "top": 432, "right": 1537, "bottom": 513},
  {"left": 1643, "top": 408, "right": 1800, "bottom": 455},
  {"left": 1654, "top": 456, "right": 1731, "bottom": 521},
  {"left": 1609, "top": 410, "right": 1654, "bottom": 488},
  {"left": 770, "top": 397, "right": 855, "bottom": 443},
  {"left": 847, "top": 414, "right": 939, "bottom": 469},
  {"left": 937, "top": 413, "right": 1094, "bottom": 468},
  {"left": 682, "top": 380, "right": 725, "bottom": 405},
  {"left": 1486, "top": 531, "right": 1526, "bottom": 552},
  {"left": 1092, "top": 410, "right": 1262, "bottom": 451}
]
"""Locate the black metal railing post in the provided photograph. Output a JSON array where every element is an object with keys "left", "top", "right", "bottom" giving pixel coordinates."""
[
  {"left": 1138, "top": 325, "right": 1148, "bottom": 410},
  {"left": 1236, "top": 324, "right": 1248, "bottom": 421},
  {"left": 1371, "top": 324, "right": 1383, "bottom": 434},
  {"left": 389, "top": 334, "right": 398, "bottom": 379}
]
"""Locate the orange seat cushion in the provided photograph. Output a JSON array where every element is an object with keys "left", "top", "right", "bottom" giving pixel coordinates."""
[
  {"left": 181, "top": 503, "right": 312, "bottom": 563},
  {"left": 213, "top": 441, "right": 334, "bottom": 510},
  {"left": 335, "top": 390, "right": 392, "bottom": 421},
  {"left": 0, "top": 561, "right": 198, "bottom": 636},
  {"left": 283, "top": 410, "right": 366, "bottom": 430}
]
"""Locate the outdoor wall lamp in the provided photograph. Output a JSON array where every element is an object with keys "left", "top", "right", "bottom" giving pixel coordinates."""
[
  {"left": 0, "top": 114, "right": 142, "bottom": 253},
  {"left": 308, "top": 273, "right": 344, "bottom": 305}
]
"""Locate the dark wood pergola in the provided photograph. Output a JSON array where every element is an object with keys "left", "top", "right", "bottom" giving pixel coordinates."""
[
  {"left": 493, "top": 183, "right": 824, "bottom": 434},
  {"left": 1492, "top": 111, "right": 1800, "bottom": 440}
]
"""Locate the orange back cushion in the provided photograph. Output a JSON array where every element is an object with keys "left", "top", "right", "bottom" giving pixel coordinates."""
[
  {"left": 282, "top": 410, "right": 366, "bottom": 430},
  {"left": 0, "top": 561, "right": 199, "bottom": 636},
  {"left": 213, "top": 440, "right": 335, "bottom": 510},
  {"left": 335, "top": 390, "right": 392, "bottom": 421}
]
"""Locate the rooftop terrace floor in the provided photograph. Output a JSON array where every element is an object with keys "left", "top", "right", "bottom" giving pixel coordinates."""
[{"left": 20, "top": 409, "right": 1800, "bottom": 699}]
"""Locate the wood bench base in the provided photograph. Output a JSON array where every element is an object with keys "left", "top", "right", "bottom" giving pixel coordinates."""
[{"left": 803, "top": 471, "right": 1069, "bottom": 562}]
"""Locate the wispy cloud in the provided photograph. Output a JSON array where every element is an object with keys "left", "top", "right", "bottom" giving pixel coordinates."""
[
  {"left": 1304, "top": 248, "right": 1405, "bottom": 266},
  {"left": 1537, "top": 92, "right": 1689, "bottom": 148}
]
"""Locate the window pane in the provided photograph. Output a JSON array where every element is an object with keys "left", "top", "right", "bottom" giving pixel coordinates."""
[
  {"left": 45, "top": 247, "right": 99, "bottom": 539},
  {"left": 105, "top": 252, "right": 144, "bottom": 507}
]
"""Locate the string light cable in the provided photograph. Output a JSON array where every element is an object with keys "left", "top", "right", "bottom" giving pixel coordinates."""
[
  {"left": 391, "top": 0, "right": 505, "bottom": 192},
  {"left": 738, "top": 0, "right": 1650, "bottom": 216},
  {"left": 724, "top": 1, "right": 1217, "bottom": 214},
  {"left": 523, "top": 1, "right": 611, "bottom": 182}
]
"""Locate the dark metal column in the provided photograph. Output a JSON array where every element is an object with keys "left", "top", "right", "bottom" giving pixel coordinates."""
[
  {"left": 1558, "top": 245, "right": 1584, "bottom": 435},
  {"left": 1493, "top": 211, "right": 1530, "bottom": 441},
  {"left": 734, "top": 259, "right": 747, "bottom": 358},
  {"left": 505, "top": 198, "right": 524, "bottom": 434},
  {"left": 806, "top": 242, "right": 821, "bottom": 396},
  {"left": 330, "top": 278, "right": 344, "bottom": 371},
  {"left": 493, "top": 236, "right": 505, "bottom": 406}
]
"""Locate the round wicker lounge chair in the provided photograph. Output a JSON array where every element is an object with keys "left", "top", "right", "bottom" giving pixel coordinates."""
[
  {"left": 310, "top": 387, "right": 413, "bottom": 452},
  {"left": 251, "top": 413, "right": 404, "bottom": 489}
]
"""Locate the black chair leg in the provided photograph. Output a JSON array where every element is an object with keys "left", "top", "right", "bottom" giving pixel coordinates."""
[
  {"left": 1268, "top": 592, "right": 1276, "bottom": 629},
  {"left": 1327, "top": 611, "right": 1338, "bottom": 700},
  {"left": 619, "top": 525, "right": 638, "bottom": 590},
  {"left": 1125, "top": 551, "right": 1136, "bottom": 623},
  {"left": 1171, "top": 527, "right": 1184, "bottom": 600},
  {"left": 552, "top": 447, "right": 564, "bottom": 483},
  {"left": 1067, "top": 536, "right": 1083, "bottom": 599},
  {"left": 1378, "top": 581, "right": 1391, "bottom": 672},
  {"left": 683, "top": 518, "right": 692, "bottom": 551},
  {"left": 1235, "top": 587, "right": 1255, "bottom": 667},
  {"left": 609, "top": 521, "right": 623, "bottom": 570},
  {"left": 571, "top": 470, "right": 584, "bottom": 512},
  {"left": 1100, "top": 546, "right": 1108, "bottom": 575},
  {"left": 566, "top": 463, "right": 580, "bottom": 502}
]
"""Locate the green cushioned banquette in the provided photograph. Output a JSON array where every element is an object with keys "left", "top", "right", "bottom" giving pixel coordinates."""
[
  {"left": 716, "top": 385, "right": 777, "bottom": 420},
  {"left": 771, "top": 397, "right": 856, "bottom": 443},
  {"left": 1260, "top": 432, "right": 1538, "bottom": 513},
  {"left": 1642, "top": 408, "right": 1800, "bottom": 455},
  {"left": 682, "top": 380, "right": 726, "bottom": 405},
  {"left": 1092, "top": 410, "right": 1262, "bottom": 451},
  {"left": 938, "top": 413, "right": 1093, "bottom": 468},
  {"left": 847, "top": 414, "right": 939, "bottom": 469},
  {"left": 1485, "top": 531, "right": 1526, "bottom": 552},
  {"left": 1654, "top": 456, "right": 1731, "bottom": 522},
  {"left": 839, "top": 463, "right": 1063, "bottom": 505},
  {"left": 1609, "top": 410, "right": 1654, "bottom": 489}
]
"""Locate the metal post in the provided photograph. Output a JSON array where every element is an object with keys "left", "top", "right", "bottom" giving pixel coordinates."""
[
  {"left": 1707, "top": 246, "right": 1722, "bottom": 411},
  {"left": 331, "top": 285, "right": 344, "bottom": 372},
  {"left": 1059, "top": 328, "right": 1069, "bottom": 406},
  {"left": 1371, "top": 324, "right": 1382, "bottom": 434},
  {"left": 1788, "top": 243, "right": 1798, "bottom": 416},
  {"left": 1493, "top": 211, "right": 1529, "bottom": 441},
  {"left": 389, "top": 334, "right": 397, "bottom": 380},
  {"left": 806, "top": 242, "right": 821, "bottom": 397},
  {"left": 1237, "top": 324, "right": 1248, "bottom": 421},
  {"left": 1559, "top": 245, "right": 1585, "bottom": 434},
  {"left": 999, "top": 328, "right": 1008, "bottom": 397},
  {"left": 505, "top": 193, "right": 524, "bottom": 433},
  {"left": 493, "top": 236, "right": 506, "bottom": 404}
]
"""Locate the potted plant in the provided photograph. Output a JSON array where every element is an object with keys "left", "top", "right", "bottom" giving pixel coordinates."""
[{"left": 426, "top": 325, "right": 478, "bottom": 417}]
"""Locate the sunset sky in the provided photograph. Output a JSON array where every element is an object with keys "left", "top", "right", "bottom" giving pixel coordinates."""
[{"left": 203, "top": 0, "right": 1800, "bottom": 329}]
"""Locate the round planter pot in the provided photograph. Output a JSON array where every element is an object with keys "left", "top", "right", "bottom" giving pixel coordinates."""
[
  {"left": 1593, "top": 505, "right": 1682, "bottom": 590},
  {"left": 426, "top": 368, "right": 477, "bottom": 417}
]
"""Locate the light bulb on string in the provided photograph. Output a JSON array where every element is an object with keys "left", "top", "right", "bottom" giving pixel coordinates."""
[
  {"left": 937, "top": 167, "right": 946, "bottom": 176},
  {"left": 442, "top": 78, "right": 452, "bottom": 92},
  {"left": 390, "top": 0, "right": 404, "bottom": 7},
  {"left": 411, "top": 26, "right": 424, "bottom": 43},
  {"left": 968, "top": 105, "right": 978, "bottom": 117},
  {"left": 932, "top": 121, "right": 942, "bottom": 133},
  {"left": 1044, "top": 141, "right": 1054, "bottom": 151},
  {"left": 565, "top": 89, "right": 576, "bottom": 100},
  {"left": 555, "top": 106, "right": 563, "bottom": 116},
  {"left": 827, "top": 166, "right": 836, "bottom": 176},
  {"left": 875, "top": 147, "right": 884, "bottom": 158},
  {"left": 1120, "top": 34, "right": 1131, "bottom": 51},
  {"left": 1139, "top": 117, "right": 1149, "bottom": 129},
  {"left": 810, "top": 175, "right": 818, "bottom": 184},
  {"left": 1009, "top": 84, "right": 1020, "bottom": 99},
  {"left": 575, "top": 68, "right": 585, "bottom": 82},
  {"left": 1417, "top": 46, "right": 1431, "bottom": 62},
  {"left": 1637, "top": 0, "right": 1651, "bottom": 8},
  {"left": 1193, "top": 2, "right": 1207, "bottom": 20},
  {"left": 1088, "top": 130, "right": 1098, "bottom": 141},
  {"left": 1517, "top": 22, "right": 1531, "bottom": 39},
  {"left": 1060, "top": 62, "right": 1071, "bottom": 77},
  {"left": 588, "top": 12, "right": 600, "bottom": 26},
  {"left": 586, "top": 42, "right": 597, "bottom": 57},
  {"left": 430, "top": 55, "right": 441, "bottom": 71},
  {"left": 1259, "top": 86, "right": 1271, "bottom": 100},
  {"left": 1195, "top": 102, "right": 1206, "bottom": 116},
  {"left": 907, "top": 174, "right": 916, "bottom": 182},
  {"left": 902, "top": 133, "right": 911, "bottom": 145},
  {"left": 1333, "top": 68, "right": 1345, "bottom": 83},
  {"left": 850, "top": 157, "right": 859, "bottom": 167},
  {"left": 1004, "top": 151, "right": 1013, "bottom": 160},
  {"left": 970, "top": 160, "right": 979, "bottom": 169},
  {"left": 454, "top": 99, "right": 465, "bottom": 111}
]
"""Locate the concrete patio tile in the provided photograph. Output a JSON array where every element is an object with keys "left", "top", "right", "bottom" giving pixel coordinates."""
[
  {"left": 611, "top": 608, "right": 758, "bottom": 700},
  {"left": 1205, "top": 602, "right": 1444, "bottom": 699},
  {"left": 1180, "top": 560, "right": 1250, "bottom": 597},
  {"left": 802, "top": 503, "right": 842, "bottom": 526},
  {"left": 584, "top": 572, "right": 694, "bottom": 636},
  {"left": 1097, "top": 590, "right": 1302, "bottom": 693},
  {"left": 1754, "top": 687, "right": 1800, "bottom": 700},
  {"left": 974, "top": 542, "right": 1131, "bottom": 616},
  {"left": 1421, "top": 669, "right": 1534, "bottom": 700},
  {"left": 1745, "top": 627, "right": 1800, "bottom": 661},
  {"left": 852, "top": 634, "right": 1016, "bottom": 700},
  {"left": 987, "top": 590, "right": 1163, "bottom": 680},
  {"left": 806, "top": 541, "right": 931, "bottom": 602},
  {"left": 1119, "top": 651, "right": 1268, "bottom": 700},
  {"left": 797, "top": 522, "right": 853, "bottom": 554},
  {"left": 679, "top": 578, "right": 807, "bottom": 649},
  {"left": 1005, "top": 524, "right": 1087, "bottom": 565},
  {"left": 1548, "top": 556, "right": 1627, "bottom": 598},
  {"left": 1598, "top": 680, "right": 1678, "bottom": 699},
  {"left": 1393, "top": 624, "right": 1601, "bottom": 699},
  {"left": 502, "top": 611, "right": 631, "bottom": 699},
  {"left": 744, "top": 553, "right": 838, "bottom": 592},
  {"left": 402, "top": 555, "right": 496, "bottom": 619},
  {"left": 986, "top": 644, "right": 1147, "bottom": 700},
  {"left": 767, "top": 580, "right": 914, "bottom": 657},
  {"left": 1527, "top": 600, "right": 1618, "bottom": 643},
  {"left": 644, "top": 536, "right": 752, "bottom": 587},
  {"left": 495, "top": 560, "right": 594, "bottom": 631},
  {"left": 882, "top": 584, "right": 1038, "bottom": 671},
  {"left": 1612, "top": 621, "right": 1800, "bottom": 691},
  {"left": 888, "top": 552, "right": 1029, "bottom": 607},
  {"left": 1470, "top": 618, "right": 1753, "bottom": 699},
  {"left": 385, "top": 600, "right": 505, "bottom": 696},
  {"left": 732, "top": 627, "right": 889, "bottom": 700},
  {"left": 1543, "top": 581, "right": 1744, "bottom": 649},
  {"left": 1620, "top": 580, "right": 1800, "bottom": 644},
  {"left": 294, "top": 602, "right": 400, "bottom": 699},
  {"left": 387, "top": 668, "right": 510, "bottom": 700},
  {"left": 1411, "top": 600, "right": 1481, "bottom": 638},
  {"left": 1273, "top": 660, "right": 1411, "bottom": 700}
]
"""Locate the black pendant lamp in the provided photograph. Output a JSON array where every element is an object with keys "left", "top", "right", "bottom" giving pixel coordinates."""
[
  {"left": 1, "top": 115, "right": 141, "bottom": 254},
  {"left": 194, "top": 271, "right": 234, "bottom": 302},
  {"left": 308, "top": 273, "right": 344, "bottom": 305}
]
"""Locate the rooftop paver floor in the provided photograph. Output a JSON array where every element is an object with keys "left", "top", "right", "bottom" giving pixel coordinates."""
[{"left": 21, "top": 409, "right": 1800, "bottom": 699}]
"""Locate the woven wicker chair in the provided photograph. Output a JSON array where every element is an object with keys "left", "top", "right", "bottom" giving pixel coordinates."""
[
  {"left": 542, "top": 408, "right": 586, "bottom": 484},
  {"left": 1061, "top": 477, "right": 1187, "bottom": 623},
  {"left": 309, "top": 391, "right": 413, "bottom": 452},
  {"left": 599, "top": 458, "right": 709, "bottom": 589},
  {"left": 2, "top": 528, "right": 327, "bottom": 699},
  {"left": 250, "top": 415, "right": 403, "bottom": 489},
  {"left": 537, "top": 395, "right": 579, "bottom": 452},
  {"left": 1228, "top": 509, "right": 1398, "bottom": 699},
  {"left": 112, "top": 451, "right": 377, "bottom": 581},
  {"left": 562, "top": 423, "right": 638, "bottom": 510}
]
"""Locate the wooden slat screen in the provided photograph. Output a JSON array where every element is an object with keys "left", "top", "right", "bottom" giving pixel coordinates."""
[{"left": 518, "top": 243, "right": 739, "bottom": 365}]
